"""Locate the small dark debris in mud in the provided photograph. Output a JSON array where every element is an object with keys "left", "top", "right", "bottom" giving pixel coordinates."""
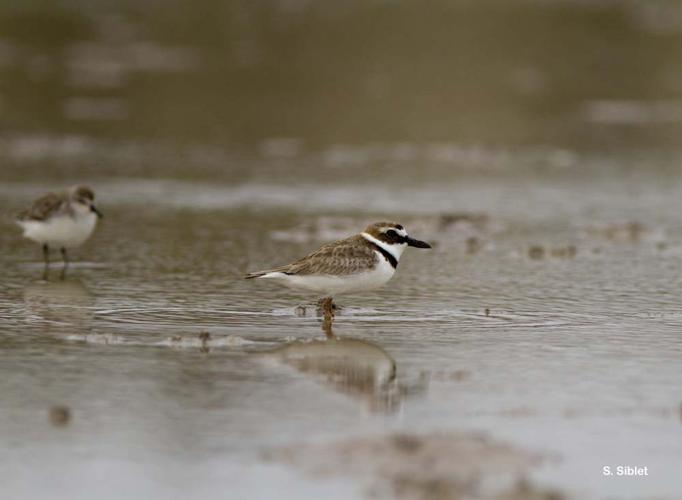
[
  {"left": 586, "top": 221, "right": 649, "bottom": 242},
  {"left": 266, "top": 432, "right": 562, "bottom": 500},
  {"left": 198, "top": 331, "right": 211, "bottom": 352},
  {"left": 429, "top": 370, "right": 471, "bottom": 382},
  {"left": 510, "top": 479, "right": 565, "bottom": 500},
  {"left": 563, "top": 408, "right": 579, "bottom": 418},
  {"left": 466, "top": 236, "right": 483, "bottom": 254},
  {"left": 528, "top": 246, "right": 545, "bottom": 260},
  {"left": 49, "top": 405, "right": 71, "bottom": 427},
  {"left": 484, "top": 308, "right": 490, "bottom": 317},
  {"left": 294, "top": 305, "right": 307, "bottom": 317},
  {"left": 529, "top": 245, "right": 576, "bottom": 260},
  {"left": 452, "top": 370, "right": 470, "bottom": 381},
  {"left": 550, "top": 245, "right": 577, "bottom": 258},
  {"left": 392, "top": 434, "right": 423, "bottom": 453}
]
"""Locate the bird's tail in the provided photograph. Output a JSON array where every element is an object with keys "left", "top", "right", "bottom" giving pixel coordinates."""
[
  {"left": 14, "top": 218, "right": 27, "bottom": 233},
  {"left": 244, "top": 269, "right": 286, "bottom": 279},
  {"left": 244, "top": 270, "right": 270, "bottom": 279}
]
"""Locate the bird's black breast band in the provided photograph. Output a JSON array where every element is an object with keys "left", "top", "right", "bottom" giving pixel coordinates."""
[{"left": 369, "top": 242, "right": 398, "bottom": 269}]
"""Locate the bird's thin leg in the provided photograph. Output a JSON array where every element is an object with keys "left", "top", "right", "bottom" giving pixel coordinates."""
[
  {"left": 323, "top": 297, "right": 335, "bottom": 320},
  {"left": 316, "top": 296, "right": 338, "bottom": 339},
  {"left": 41, "top": 244, "right": 50, "bottom": 280},
  {"left": 60, "top": 247, "right": 69, "bottom": 280},
  {"left": 322, "top": 315, "right": 335, "bottom": 338},
  {"left": 319, "top": 297, "right": 336, "bottom": 338}
]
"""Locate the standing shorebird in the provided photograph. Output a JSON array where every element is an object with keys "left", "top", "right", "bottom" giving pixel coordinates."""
[
  {"left": 16, "top": 185, "right": 103, "bottom": 279},
  {"left": 245, "top": 222, "right": 431, "bottom": 327}
]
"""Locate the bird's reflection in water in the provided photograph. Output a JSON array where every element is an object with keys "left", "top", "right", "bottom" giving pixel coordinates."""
[
  {"left": 23, "top": 279, "right": 94, "bottom": 331},
  {"left": 265, "top": 324, "right": 418, "bottom": 413}
]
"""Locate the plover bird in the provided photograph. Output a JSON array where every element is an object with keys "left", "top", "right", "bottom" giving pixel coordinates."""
[
  {"left": 16, "top": 185, "right": 102, "bottom": 278},
  {"left": 245, "top": 222, "right": 431, "bottom": 324}
]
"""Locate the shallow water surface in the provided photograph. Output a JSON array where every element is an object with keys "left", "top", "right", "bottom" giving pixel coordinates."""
[{"left": 1, "top": 161, "right": 682, "bottom": 499}]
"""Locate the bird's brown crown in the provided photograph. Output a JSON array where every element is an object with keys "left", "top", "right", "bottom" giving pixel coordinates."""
[
  {"left": 363, "top": 221, "right": 403, "bottom": 236},
  {"left": 70, "top": 185, "right": 95, "bottom": 202},
  {"left": 363, "top": 222, "right": 405, "bottom": 243}
]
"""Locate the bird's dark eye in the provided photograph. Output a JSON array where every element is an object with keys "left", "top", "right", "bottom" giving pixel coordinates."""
[{"left": 386, "top": 230, "right": 398, "bottom": 238}]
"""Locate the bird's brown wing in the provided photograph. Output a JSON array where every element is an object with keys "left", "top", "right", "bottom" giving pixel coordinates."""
[
  {"left": 17, "top": 193, "right": 66, "bottom": 221},
  {"left": 278, "top": 235, "right": 379, "bottom": 276}
]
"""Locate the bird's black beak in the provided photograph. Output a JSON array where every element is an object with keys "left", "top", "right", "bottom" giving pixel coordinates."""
[
  {"left": 405, "top": 236, "right": 431, "bottom": 248},
  {"left": 91, "top": 205, "right": 103, "bottom": 218}
]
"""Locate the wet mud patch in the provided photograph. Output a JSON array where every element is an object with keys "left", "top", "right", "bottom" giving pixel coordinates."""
[
  {"left": 265, "top": 432, "right": 563, "bottom": 500},
  {"left": 63, "top": 331, "right": 268, "bottom": 350}
]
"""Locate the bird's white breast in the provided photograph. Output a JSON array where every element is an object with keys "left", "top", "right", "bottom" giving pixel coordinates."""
[{"left": 19, "top": 211, "right": 97, "bottom": 248}]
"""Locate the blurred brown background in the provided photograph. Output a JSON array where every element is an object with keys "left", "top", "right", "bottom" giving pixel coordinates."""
[{"left": 2, "top": 0, "right": 682, "bottom": 154}]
